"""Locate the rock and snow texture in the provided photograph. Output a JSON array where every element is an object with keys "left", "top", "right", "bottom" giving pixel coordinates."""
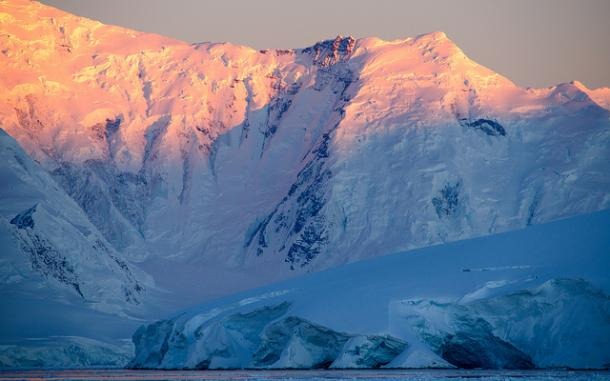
[
  {"left": 0, "top": 129, "right": 148, "bottom": 314},
  {"left": 130, "top": 211, "right": 610, "bottom": 369}
]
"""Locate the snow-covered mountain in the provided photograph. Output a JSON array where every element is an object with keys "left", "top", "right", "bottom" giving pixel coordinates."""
[
  {"left": 2, "top": 0, "right": 609, "bottom": 284},
  {"left": 130, "top": 210, "right": 610, "bottom": 370},
  {"left": 1, "top": 0, "right": 610, "bottom": 367},
  {"left": 0, "top": 128, "right": 152, "bottom": 348}
]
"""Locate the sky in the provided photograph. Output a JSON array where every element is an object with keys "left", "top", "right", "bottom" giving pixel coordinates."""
[{"left": 41, "top": 0, "right": 610, "bottom": 89}]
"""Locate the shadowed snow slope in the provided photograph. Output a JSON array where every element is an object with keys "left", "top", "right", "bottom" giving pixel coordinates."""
[
  {"left": 0, "top": 128, "right": 152, "bottom": 326},
  {"left": 131, "top": 210, "right": 610, "bottom": 369}
]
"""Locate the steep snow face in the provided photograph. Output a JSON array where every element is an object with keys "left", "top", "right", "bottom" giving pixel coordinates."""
[
  {"left": 0, "top": 128, "right": 151, "bottom": 340},
  {"left": 396, "top": 279, "right": 610, "bottom": 369},
  {"left": 131, "top": 302, "right": 406, "bottom": 370},
  {"left": 130, "top": 210, "right": 610, "bottom": 369},
  {"left": 1, "top": 1, "right": 609, "bottom": 295}
]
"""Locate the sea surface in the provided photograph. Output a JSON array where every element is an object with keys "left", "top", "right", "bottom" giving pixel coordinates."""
[{"left": 0, "top": 369, "right": 609, "bottom": 381}]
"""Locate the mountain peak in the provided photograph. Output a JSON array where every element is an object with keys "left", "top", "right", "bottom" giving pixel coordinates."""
[
  {"left": 301, "top": 35, "right": 356, "bottom": 66},
  {"left": 418, "top": 31, "right": 449, "bottom": 41},
  {"left": 566, "top": 81, "right": 610, "bottom": 111},
  {"left": 412, "top": 31, "right": 463, "bottom": 55},
  {"left": 570, "top": 80, "right": 588, "bottom": 91}
]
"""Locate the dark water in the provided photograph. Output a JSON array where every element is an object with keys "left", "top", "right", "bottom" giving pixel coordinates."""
[{"left": 0, "top": 369, "right": 609, "bottom": 381}]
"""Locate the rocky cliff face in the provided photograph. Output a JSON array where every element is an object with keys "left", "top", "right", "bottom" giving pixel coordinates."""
[{"left": 1, "top": 0, "right": 609, "bottom": 305}]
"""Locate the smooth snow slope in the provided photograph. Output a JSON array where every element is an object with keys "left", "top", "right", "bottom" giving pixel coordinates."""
[{"left": 131, "top": 210, "right": 610, "bottom": 369}]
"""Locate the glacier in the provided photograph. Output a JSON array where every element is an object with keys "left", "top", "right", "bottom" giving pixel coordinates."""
[
  {"left": 0, "top": 0, "right": 609, "bottom": 368},
  {"left": 0, "top": 336, "right": 133, "bottom": 369},
  {"left": 130, "top": 210, "right": 610, "bottom": 369},
  {"left": 395, "top": 279, "right": 610, "bottom": 369}
]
